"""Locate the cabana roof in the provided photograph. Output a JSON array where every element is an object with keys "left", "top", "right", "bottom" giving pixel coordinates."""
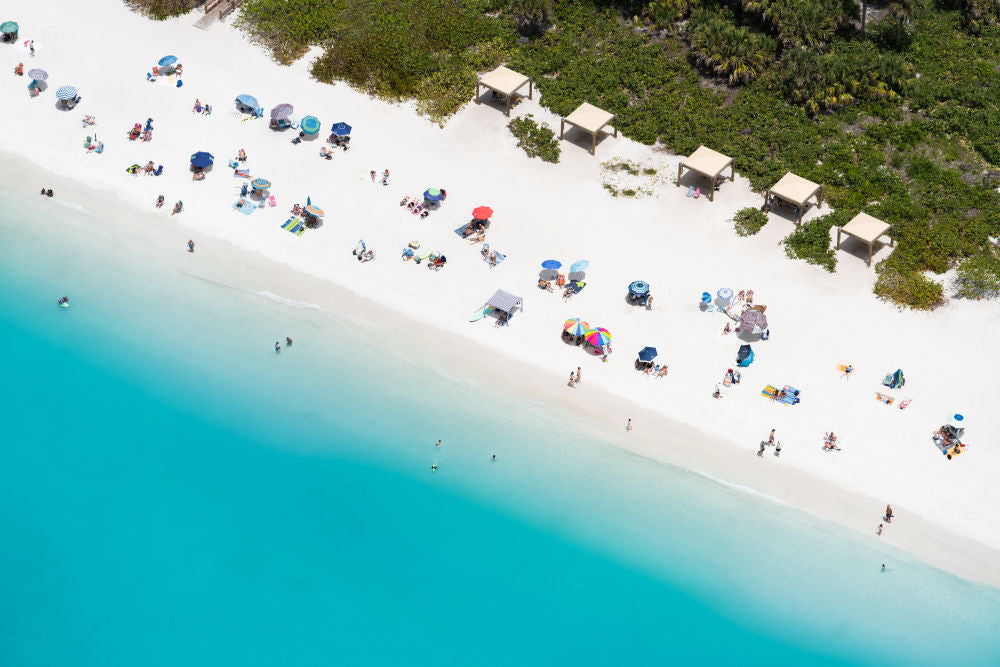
[
  {"left": 840, "top": 212, "right": 891, "bottom": 244},
  {"left": 486, "top": 289, "right": 523, "bottom": 314},
  {"left": 681, "top": 145, "right": 733, "bottom": 179},
  {"left": 478, "top": 66, "right": 530, "bottom": 97},
  {"left": 564, "top": 102, "right": 615, "bottom": 135},
  {"left": 769, "top": 172, "right": 821, "bottom": 207}
]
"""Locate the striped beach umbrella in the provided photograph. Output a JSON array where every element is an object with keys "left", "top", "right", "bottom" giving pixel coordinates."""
[
  {"left": 564, "top": 318, "right": 590, "bottom": 336},
  {"left": 55, "top": 85, "right": 77, "bottom": 100},
  {"left": 158, "top": 55, "right": 177, "bottom": 67},
  {"left": 300, "top": 116, "right": 321, "bottom": 134},
  {"left": 270, "top": 103, "right": 293, "bottom": 120},
  {"left": 304, "top": 204, "right": 324, "bottom": 217},
  {"left": 628, "top": 280, "right": 649, "bottom": 296},
  {"left": 251, "top": 178, "right": 271, "bottom": 190},
  {"left": 585, "top": 327, "right": 611, "bottom": 347},
  {"left": 27, "top": 68, "right": 47, "bottom": 81}
]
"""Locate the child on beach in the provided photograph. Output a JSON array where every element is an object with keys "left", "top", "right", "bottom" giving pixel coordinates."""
[{"left": 155, "top": 195, "right": 164, "bottom": 208}]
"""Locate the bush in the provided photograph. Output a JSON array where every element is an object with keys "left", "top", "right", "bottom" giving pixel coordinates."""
[
  {"left": 508, "top": 114, "right": 560, "bottom": 162},
  {"left": 732, "top": 207, "right": 768, "bottom": 236},
  {"left": 874, "top": 262, "right": 945, "bottom": 309},
  {"left": 123, "top": 0, "right": 197, "bottom": 19},
  {"left": 954, "top": 248, "right": 1000, "bottom": 299},
  {"left": 783, "top": 214, "right": 838, "bottom": 271}
]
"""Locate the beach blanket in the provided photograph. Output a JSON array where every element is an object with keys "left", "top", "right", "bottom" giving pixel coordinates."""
[
  {"left": 234, "top": 168, "right": 250, "bottom": 178},
  {"left": 282, "top": 217, "right": 305, "bottom": 235},
  {"left": 485, "top": 251, "right": 506, "bottom": 267},
  {"left": 239, "top": 200, "right": 257, "bottom": 215},
  {"left": 776, "top": 386, "right": 801, "bottom": 406},
  {"left": 875, "top": 392, "right": 894, "bottom": 405},
  {"left": 761, "top": 385, "right": 779, "bottom": 400}
]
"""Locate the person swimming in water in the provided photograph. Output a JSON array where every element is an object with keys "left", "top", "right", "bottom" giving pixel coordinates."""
[
  {"left": 274, "top": 341, "right": 281, "bottom": 353},
  {"left": 57, "top": 296, "right": 69, "bottom": 306},
  {"left": 430, "top": 463, "right": 438, "bottom": 472}
]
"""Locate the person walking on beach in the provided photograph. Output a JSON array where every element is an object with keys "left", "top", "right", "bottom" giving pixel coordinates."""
[
  {"left": 885, "top": 504, "right": 893, "bottom": 523},
  {"left": 767, "top": 429, "right": 776, "bottom": 445},
  {"left": 576, "top": 367, "right": 581, "bottom": 384},
  {"left": 626, "top": 418, "right": 632, "bottom": 432},
  {"left": 187, "top": 240, "right": 195, "bottom": 253},
  {"left": 381, "top": 169, "right": 390, "bottom": 186},
  {"left": 29, "top": 40, "right": 35, "bottom": 57},
  {"left": 877, "top": 523, "right": 884, "bottom": 536},
  {"left": 568, "top": 373, "right": 575, "bottom": 388},
  {"left": 774, "top": 441, "right": 782, "bottom": 457},
  {"left": 842, "top": 364, "right": 854, "bottom": 380},
  {"left": 274, "top": 341, "right": 281, "bottom": 354},
  {"left": 370, "top": 170, "right": 376, "bottom": 183},
  {"left": 758, "top": 442, "right": 765, "bottom": 457}
]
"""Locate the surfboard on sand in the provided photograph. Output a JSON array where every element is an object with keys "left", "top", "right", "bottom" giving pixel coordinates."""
[{"left": 469, "top": 306, "right": 493, "bottom": 322}]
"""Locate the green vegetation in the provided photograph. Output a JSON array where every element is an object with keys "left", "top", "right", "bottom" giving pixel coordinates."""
[
  {"left": 954, "top": 247, "right": 1000, "bottom": 299},
  {"left": 732, "top": 207, "right": 769, "bottom": 237},
  {"left": 508, "top": 114, "right": 561, "bottom": 162},
  {"left": 124, "top": 0, "right": 1000, "bottom": 308},
  {"left": 123, "top": 0, "right": 198, "bottom": 19}
]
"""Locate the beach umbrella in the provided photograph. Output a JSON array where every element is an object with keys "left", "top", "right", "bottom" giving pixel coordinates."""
[
  {"left": 717, "top": 287, "right": 733, "bottom": 301},
  {"left": 570, "top": 260, "right": 589, "bottom": 272},
  {"left": 949, "top": 414, "right": 966, "bottom": 430},
  {"left": 300, "top": 115, "right": 321, "bottom": 134},
  {"left": 701, "top": 292, "right": 712, "bottom": 304},
  {"left": 304, "top": 204, "right": 324, "bottom": 217},
  {"left": 539, "top": 269, "right": 558, "bottom": 281},
  {"left": 270, "top": 103, "right": 293, "bottom": 120},
  {"left": 628, "top": 280, "right": 650, "bottom": 296},
  {"left": 330, "top": 121, "right": 352, "bottom": 136},
  {"left": 27, "top": 68, "right": 47, "bottom": 81},
  {"left": 564, "top": 318, "right": 590, "bottom": 336},
  {"left": 638, "top": 346, "right": 658, "bottom": 362},
  {"left": 236, "top": 94, "right": 258, "bottom": 109},
  {"left": 541, "top": 260, "right": 561, "bottom": 270},
  {"left": 189, "top": 151, "right": 214, "bottom": 167},
  {"left": 158, "top": 55, "right": 177, "bottom": 67},
  {"left": 55, "top": 85, "right": 77, "bottom": 100},
  {"left": 585, "top": 327, "right": 611, "bottom": 347},
  {"left": 251, "top": 178, "right": 271, "bottom": 190},
  {"left": 0, "top": 21, "right": 18, "bottom": 34},
  {"left": 423, "top": 188, "right": 444, "bottom": 202},
  {"left": 739, "top": 309, "right": 768, "bottom": 332},
  {"left": 473, "top": 206, "right": 494, "bottom": 221}
]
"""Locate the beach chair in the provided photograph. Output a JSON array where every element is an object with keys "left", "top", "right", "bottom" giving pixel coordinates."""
[
  {"left": 413, "top": 250, "right": 432, "bottom": 264},
  {"left": 268, "top": 195, "right": 276, "bottom": 207},
  {"left": 153, "top": 165, "right": 163, "bottom": 176},
  {"left": 875, "top": 392, "right": 894, "bottom": 405},
  {"left": 737, "top": 344, "right": 754, "bottom": 367}
]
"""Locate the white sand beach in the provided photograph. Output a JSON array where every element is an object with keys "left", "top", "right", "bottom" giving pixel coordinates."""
[{"left": 3, "top": 1, "right": 999, "bottom": 585}]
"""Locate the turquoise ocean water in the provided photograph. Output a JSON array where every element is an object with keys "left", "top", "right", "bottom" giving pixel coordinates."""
[{"left": 2, "top": 188, "right": 999, "bottom": 666}]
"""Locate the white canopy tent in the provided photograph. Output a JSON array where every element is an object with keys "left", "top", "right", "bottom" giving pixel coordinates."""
[
  {"left": 765, "top": 172, "right": 824, "bottom": 225},
  {"left": 836, "top": 212, "right": 894, "bottom": 266},
  {"left": 560, "top": 102, "right": 617, "bottom": 155},
  {"left": 677, "top": 146, "right": 735, "bottom": 201},
  {"left": 475, "top": 66, "right": 532, "bottom": 116}
]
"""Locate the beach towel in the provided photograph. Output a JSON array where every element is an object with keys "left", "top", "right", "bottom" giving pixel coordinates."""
[
  {"left": 776, "top": 386, "right": 801, "bottom": 406},
  {"left": 875, "top": 392, "right": 894, "bottom": 405},
  {"left": 282, "top": 217, "right": 305, "bottom": 236},
  {"left": 239, "top": 200, "right": 257, "bottom": 215},
  {"left": 485, "top": 251, "right": 506, "bottom": 267},
  {"left": 234, "top": 169, "right": 250, "bottom": 178},
  {"left": 899, "top": 398, "right": 912, "bottom": 410},
  {"left": 761, "top": 385, "right": 779, "bottom": 400},
  {"left": 413, "top": 250, "right": 432, "bottom": 263}
]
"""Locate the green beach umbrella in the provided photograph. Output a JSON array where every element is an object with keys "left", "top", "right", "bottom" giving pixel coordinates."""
[
  {"left": 0, "top": 21, "right": 18, "bottom": 34},
  {"left": 300, "top": 116, "right": 320, "bottom": 135}
]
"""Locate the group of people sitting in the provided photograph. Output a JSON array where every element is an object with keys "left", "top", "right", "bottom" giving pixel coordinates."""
[
  {"left": 538, "top": 274, "right": 567, "bottom": 293},
  {"left": 823, "top": 432, "right": 841, "bottom": 451},
  {"left": 127, "top": 119, "right": 154, "bottom": 142},
  {"left": 191, "top": 99, "right": 212, "bottom": 115},
  {"left": 764, "top": 196, "right": 801, "bottom": 217},
  {"left": 400, "top": 196, "right": 431, "bottom": 219},
  {"left": 639, "top": 363, "right": 669, "bottom": 377},
  {"left": 327, "top": 134, "right": 351, "bottom": 150}
]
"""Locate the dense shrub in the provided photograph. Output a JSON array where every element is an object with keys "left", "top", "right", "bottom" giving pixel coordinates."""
[
  {"left": 732, "top": 207, "right": 769, "bottom": 236},
  {"left": 123, "top": 0, "right": 198, "bottom": 19},
  {"left": 783, "top": 214, "right": 838, "bottom": 271},
  {"left": 508, "top": 114, "right": 560, "bottom": 162},
  {"left": 953, "top": 248, "right": 1000, "bottom": 298},
  {"left": 874, "top": 259, "right": 945, "bottom": 308}
]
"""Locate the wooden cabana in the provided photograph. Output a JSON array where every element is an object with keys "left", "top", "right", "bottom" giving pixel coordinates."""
[
  {"left": 559, "top": 102, "right": 617, "bottom": 155},
  {"left": 676, "top": 146, "right": 734, "bottom": 202},
  {"left": 475, "top": 66, "right": 532, "bottom": 116},
  {"left": 765, "top": 172, "right": 824, "bottom": 225},
  {"left": 836, "top": 212, "right": 894, "bottom": 266}
]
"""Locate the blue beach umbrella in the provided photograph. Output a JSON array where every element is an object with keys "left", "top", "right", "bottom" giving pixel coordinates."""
[
  {"left": 717, "top": 287, "right": 734, "bottom": 301},
  {"left": 190, "top": 151, "right": 214, "bottom": 168},
  {"left": 423, "top": 188, "right": 444, "bottom": 202},
  {"left": 638, "top": 346, "right": 658, "bottom": 362},
  {"left": 158, "top": 55, "right": 177, "bottom": 67},
  {"left": 701, "top": 292, "right": 712, "bottom": 304},
  {"left": 330, "top": 121, "right": 352, "bottom": 136},
  {"left": 629, "top": 280, "right": 650, "bottom": 296},
  {"left": 541, "top": 260, "right": 562, "bottom": 270},
  {"left": 27, "top": 68, "right": 47, "bottom": 81},
  {"left": 236, "top": 94, "right": 258, "bottom": 109},
  {"left": 570, "top": 260, "right": 589, "bottom": 272},
  {"left": 55, "top": 85, "right": 77, "bottom": 100},
  {"left": 300, "top": 115, "right": 321, "bottom": 135}
]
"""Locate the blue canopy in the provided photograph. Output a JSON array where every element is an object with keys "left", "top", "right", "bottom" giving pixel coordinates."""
[
  {"left": 541, "top": 260, "right": 561, "bottom": 270},
  {"left": 190, "top": 151, "right": 214, "bottom": 167},
  {"left": 330, "top": 121, "right": 352, "bottom": 136},
  {"left": 158, "top": 55, "right": 177, "bottom": 67},
  {"left": 701, "top": 292, "right": 712, "bottom": 304},
  {"left": 629, "top": 280, "right": 650, "bottom": 295},
  {"left": 638, "top": 346, "right": 658, "bottom": 362},
  {"left": 423, "top": 189, "right": 444, "bottom": 202},
  {"left": 55, "top": 85, "right": 77, "bottom": 100},
  {"left": 570, "top": 260, "right": 589, "bottom": 272},
  {"left": 236, "top": 94, "right": 258, "bottom": 109}
]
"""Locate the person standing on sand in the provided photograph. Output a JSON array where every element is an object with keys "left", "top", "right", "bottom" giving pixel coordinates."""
[
  {"left": 187, "top": 240, "right": 194, "bottom": 253},
  {"left": 774, "top": 441, "right": 782, "bottom": 457},
  {"left": 370, "top": 170, "right": 376, "bottom": 183},
  {"left": 842, "top": 364, "right": 853, "bottom": 380},
  {"left": 568, "top": 373, "right": 575, "bottom": 388},
  {"left": 877, "top": 523, "right": 884, "bottom": 536},
  {"left": 768, "top": 429, "right": 776, "bottom": 445},
  {"left": 576, "top": 367, "right": 581, "bottom": 384},
  {"left": 758, "top": 442, "right": 765, "bottom": 457},
  {"left": 29, "top": 41, "right": 35, "bottom": 57},
  {"left": 626, "top": 419, "right": 632, "bottom": 431},
  {"left": 885, "top": 505, "right": 893, "bottom": 523}
]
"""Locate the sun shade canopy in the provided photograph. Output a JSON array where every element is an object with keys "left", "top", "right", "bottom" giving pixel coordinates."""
[
  {"left": 836, "top": 212, "right": 894, "bottom": 266},
  {"left": 486, "top": 289, "right": 523, "bottom": 314},
  {"left": 677, "top": 146, "right": 734, "bottom": 201},
  {"left": 560, "top": 102, "right": 617, "bottom": 155},
  {"left": 765, "top": 172, "right": 824, "bottom": 224},
  {"left": 475, "top": 66, "right": 533, "bottom": 116}
]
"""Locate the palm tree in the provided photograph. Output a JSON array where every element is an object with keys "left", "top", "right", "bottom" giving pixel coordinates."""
[{"left": 887, "top": 0, "right": 919, "bottom": 45}]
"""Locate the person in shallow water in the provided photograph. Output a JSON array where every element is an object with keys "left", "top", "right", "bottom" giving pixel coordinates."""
[
  {"left": 57, "top": 296, "right": 69, "bottom": 306},
  {"left": 274, "top": 341, "right": 280, "bottom": 353}
]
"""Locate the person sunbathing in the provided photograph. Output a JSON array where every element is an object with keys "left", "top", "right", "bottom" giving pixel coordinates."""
[
  {"left": 406, "top": 201, "right": 416, "bottom": 210},
  {"left": 171, "top": 201, "right": 183, "bottom": 215},
  {"left": 82, "top": 114, "right": 95, "bottom": 126},
  {"left": 657, "top": 365, "right": 669, "bottom": 377},
  {"left": 238, "top": 149, "right": 247, "bottom": 162},
  {"left": 192, "top": 170, "right": 205, "bottom": 181},
  {"left": 400, "top": 196, "right": 410, "bottom": 207},
  {"left": 420, "top": 210, "right": 429, "bottom": 219},
  {"left": 14, "top": 63, "right": 23, "bottom": 76},
  {"left": 29, "top": 84, "right": 40, "bottom": 97},
  {"left": 143, "top": 161, "right": 155, "bottom": 174},
  {"left": 644, "top": 364, "right": 652, "bottom": 375},
  {"left": 488, "top": 251, "right": 498, "bottom": 267},
  {"left": 340, "top": 136, "right": 351, "bottom": 150},
  {"left": 722, "top": 322, "right": 731, "bottom": 335},
  {"left": 291, "top": 204, "right": 301, "bottom": 215},
  {"left": 480, "top": 245, "right": 490, "bottom": 258},
  {"left": 155, "top": 195, "right": 164, "bottom": 208},
  {"left": 468, "top": 232, "right": 485, "bottom": 244},
  {"left": 562, "top": 287, "right": 575, "bottom": 301},
  {"left": 538, "top": 279, "right": 553, "bottom": 292},
  {"left": 360, "top": 250, "right": 375, "bottom": 262},
  {"left": 192, "top": 99, "right": 202, "bottom": 112}
]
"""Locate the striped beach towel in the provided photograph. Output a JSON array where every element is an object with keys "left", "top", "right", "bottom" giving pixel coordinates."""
[{"left": 282, "top": 217, "right": 305, "bottom": 236}]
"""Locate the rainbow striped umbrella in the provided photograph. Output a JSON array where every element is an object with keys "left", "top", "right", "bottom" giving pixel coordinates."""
[
  {"left": 563, "top": 318, "right": 590, "bottom": 336},
  {"left": 585, "top": 327, "right": 611, "bottom": 347},
  {"left": 304, "top": 204, "right": 324, "bottom": 217},
  {"left": 251, "top": 178, "right": 271, "bottom": 190}
]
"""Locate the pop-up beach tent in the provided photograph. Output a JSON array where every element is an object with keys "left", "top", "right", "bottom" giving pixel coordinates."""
[
  {"left": 677, "top": 145, "right": 735, "bottom": 202},
  {"left": 765, "top": 172, "right": 824, "bottom": 225},
  {"left": 486, "top": 289, "right": 522, "bottom": 315},
  {"left": 836, "top": 212, "right": 894, "bottom": 266},
  {"left": 560, "top": 102, "right": 617, "bottom": 155},
  {"left": 475, "top": 66, "right": 532, "bottom": 116}
]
